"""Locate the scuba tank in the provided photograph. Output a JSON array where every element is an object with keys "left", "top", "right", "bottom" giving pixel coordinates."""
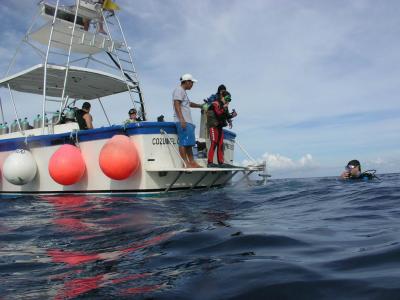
[
  {"left": 33, "top": 114, "right": 41, "bottom": 128},
  {"left": 21, "top": 117, "right": 29, "bottom": 130},
  {"left": 35, "top": 114, "right": 48, "bottom": 128},
  {"left": 65, "top": 108, "right": 76, "bottom": 122},
  {"left": 52, "top": 110, "right": 60, "bottom": 124},
  {"left": 51, "top": 110, "right": 61, "bottom": 125},
  {"left": 10, "top": 119, "right": 18, "bottom": 133},
  {"left": 3, "top": 122, "right": 9, "bottom": 134}
]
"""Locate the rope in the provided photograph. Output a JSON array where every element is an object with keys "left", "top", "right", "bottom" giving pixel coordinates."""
[
  {"left": 234, "top": 139, "right": 258, "bottom": 164},
  {"left": 160, "top": 129, "right": 186, "bottom": 166}
]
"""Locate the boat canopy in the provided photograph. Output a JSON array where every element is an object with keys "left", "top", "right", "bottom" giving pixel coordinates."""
[{"left": 0, "top": 64, "right": 135, "bottom": 100}]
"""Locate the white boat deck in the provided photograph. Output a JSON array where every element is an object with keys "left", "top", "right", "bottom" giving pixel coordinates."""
[
  {"left": 145, "top": 167, "right": 245, "bottom": 172},
  {"left": 146, "top": 165, "right": 259, "bottom": 192}
]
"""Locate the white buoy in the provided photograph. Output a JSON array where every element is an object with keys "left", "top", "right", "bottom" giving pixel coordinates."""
[{"left": 2, "top": 149, "right": 38, "bottom": 185}]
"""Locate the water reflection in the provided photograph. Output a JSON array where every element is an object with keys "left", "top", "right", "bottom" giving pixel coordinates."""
[
  {"left": 38, "top": 195, "right": 178, "bottom": 299},
  {"left": 2, "top": 191, "right": 236, "bottom": 299}
]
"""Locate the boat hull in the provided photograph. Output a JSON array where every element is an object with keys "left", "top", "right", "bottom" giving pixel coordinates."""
[{"left": 0, "top": 122, "right": 236, "bottom": 195}]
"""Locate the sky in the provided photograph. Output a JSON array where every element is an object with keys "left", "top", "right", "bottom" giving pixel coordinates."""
[{"left": 0, "top": 0, "right": 399, "bottom": 178}]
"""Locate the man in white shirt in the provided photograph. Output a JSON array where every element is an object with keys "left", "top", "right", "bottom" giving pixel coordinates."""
[{"left": 172, "top": 74, "right": 203, "bottom": 168}]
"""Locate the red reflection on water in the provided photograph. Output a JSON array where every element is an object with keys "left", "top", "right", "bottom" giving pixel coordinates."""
[
  {"left": 42, "top": 195, "right": 175, "bottom": 299},
  {"left": 48, "top": 231, "right": 175, "bottom": 266},
  {"left": 42, "top": 196, "right": 88, "bottom": 211},
  {"left": 41, "top": 195, "right": 107, "bottom": 235},
  {"left": 54, "top": 273, "right": 156, "bottom": 300},
  {"left": 54, "top": 274, "right": 104, "bottom": 300},
  {"left": 122, "top": 232, "right": 174, "bottom": 253},
  {"left": 47, "top": 249, "right": 101, "bottom": 266},
  {"left": 55, "top": 218, "right": 90, "bottom": 231}
]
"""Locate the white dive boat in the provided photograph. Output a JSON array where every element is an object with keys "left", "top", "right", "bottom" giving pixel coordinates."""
[{"left": 0, "top": 0, "right": 266, "bottom": 195}]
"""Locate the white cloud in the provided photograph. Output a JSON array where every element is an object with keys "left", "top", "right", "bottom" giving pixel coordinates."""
[
  {"left": 364, "top": 156, "right": 400, "bottom": 174},
  {"left": 243, "top": 152, "right": 318, "bottom": 175}
]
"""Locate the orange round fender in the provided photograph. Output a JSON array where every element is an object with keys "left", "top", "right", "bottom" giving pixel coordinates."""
[
  {"left": 49, "top": 144, "right": 86, "bottom": 185},
  {"left": 99, "top": 135, "right": 140, "bottom": 180}
]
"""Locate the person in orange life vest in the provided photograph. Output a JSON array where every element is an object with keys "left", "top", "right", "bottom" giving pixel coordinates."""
[{"left": 206, "top": 91, "right": 237, "bottom": 168}]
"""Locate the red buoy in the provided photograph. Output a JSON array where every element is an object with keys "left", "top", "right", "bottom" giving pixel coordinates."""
[
  {"left": 49, "top": 144, "right": 86, "bottom": 185},
  {"left": 99, "top": 135, "right": 140, "bottom": 180}
]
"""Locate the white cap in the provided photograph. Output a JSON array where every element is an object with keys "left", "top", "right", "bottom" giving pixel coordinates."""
[{"left": 180, "top": 73, "right": 197, "bottom": 83}]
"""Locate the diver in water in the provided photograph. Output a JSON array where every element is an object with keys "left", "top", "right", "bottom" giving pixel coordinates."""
[{"left": 340, "top": 160, "right": 377, "bottom": 180}]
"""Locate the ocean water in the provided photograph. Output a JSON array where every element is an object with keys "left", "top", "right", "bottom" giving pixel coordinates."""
[{"left": 1, "top": 173, "right": 400, "bottom": 299}]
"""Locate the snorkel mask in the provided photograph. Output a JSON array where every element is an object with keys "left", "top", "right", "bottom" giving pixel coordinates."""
[
  {"left": 345, "top": 165, "right": 356, "bottom": 171},
  {"left": 224, "top": 95, "right": 232, "bottom": 103}
]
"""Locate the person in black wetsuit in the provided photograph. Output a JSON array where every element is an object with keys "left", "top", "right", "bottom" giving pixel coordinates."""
[
  {"left": 340, "top": 160, "right": 376, "bottom": 180},
  {"left": 76, "top": 102, "right": 93, "bottom": 130}
]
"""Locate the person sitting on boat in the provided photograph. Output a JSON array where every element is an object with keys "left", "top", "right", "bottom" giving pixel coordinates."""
[
  {"left": 83, "top": 0, "right": 115, "bottom": 34},
  {"left": 340, "top": 160, "right": 377, "bottom": 180},
  {"left": 125, "top": 108, "right": 141, "bottom": 123},
  {"left": 76, "top": 102, "right": 93, "bottom": 130},
  {"left": 205, "top": 84, "right": 227, "bottom": 105},
  {"left": 173, "top": 74, "right": 203, "bottom": 168},
  {"left": 206, "top": 91, "right": 237, "bottom": 168}
]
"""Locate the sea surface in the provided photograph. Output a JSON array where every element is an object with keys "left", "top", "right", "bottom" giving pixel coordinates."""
[{"left": 1, "top": 173, "right": 400, "bottom": 299}]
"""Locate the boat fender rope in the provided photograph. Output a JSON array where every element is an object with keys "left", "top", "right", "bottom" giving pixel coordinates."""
[{"left": 69, "top": 129, "right": 80, "bottom": 148}]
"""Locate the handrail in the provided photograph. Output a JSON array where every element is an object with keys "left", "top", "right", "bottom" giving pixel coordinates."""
[
  {"left": 0, "top": 97, "right": 4, "bottom": 125},
  {"left": 42, "top": 0, "right": 61, "bottom": 133},
  {"left": 234, "top": 139, "right": 258, "bottom": 164},
  {"left": 114, "top": 13, "right": 147, "bottom": 121},
  {"left": 98, "top": 98, "right": 111, "bottom": 126},
  {"left": 101, "top": 9, "right": 139, "bottom": 115},
  {"left": 8, "top": 84, "right": 24, "bottom": 136},
  {"left": 57, "top": 0, "right": 81, "bottom": 127}
]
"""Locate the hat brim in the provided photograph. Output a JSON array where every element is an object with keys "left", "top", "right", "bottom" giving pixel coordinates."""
[{"left": 181, "top": 77, "right": 197, "bottom": 83}]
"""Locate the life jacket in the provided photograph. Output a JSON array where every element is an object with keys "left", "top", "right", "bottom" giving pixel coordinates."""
[
  {"left": 75, "top": 109, "right": 88, "bottom": 130},
  {"left": 206, "top": 100, "right": 230, "bottom": 128}
]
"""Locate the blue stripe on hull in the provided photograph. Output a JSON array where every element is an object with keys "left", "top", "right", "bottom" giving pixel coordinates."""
[{"left": 0, "top": 122, "right": 236, "bottom": 152}]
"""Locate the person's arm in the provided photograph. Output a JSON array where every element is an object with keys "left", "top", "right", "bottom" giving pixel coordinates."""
[
  {"left": 83, "top": 114, "right": 93, "bottom": 129},
  {"left": 340, "top": 171, "right": 350, "bottom": 179},
  {"left": 190, "top": 102, "right": 202, "bottom": 109},
  {"left": 174, "top": 100, "right": 186, "bottom": 129}
]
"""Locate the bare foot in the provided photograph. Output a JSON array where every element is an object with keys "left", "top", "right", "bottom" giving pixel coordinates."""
[{"left": 188, "top": 162, "right": 202, "bottom": 168}]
